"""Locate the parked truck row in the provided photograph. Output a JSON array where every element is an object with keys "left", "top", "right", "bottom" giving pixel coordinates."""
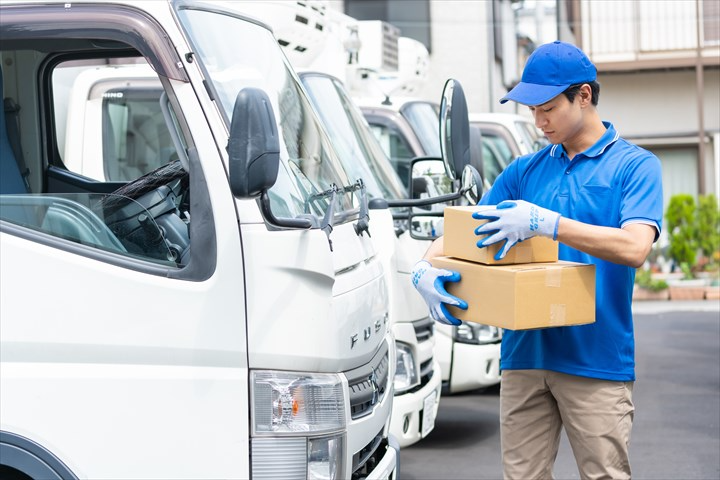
[
  {"left": 0, "top": 0, "right": 547, "bottom": 478},
  {"left": 1, "top": 1, "right": 400, "bottom": 478},
  {"left": 0, "top": 1, "right": 490, "bottom": 478}
]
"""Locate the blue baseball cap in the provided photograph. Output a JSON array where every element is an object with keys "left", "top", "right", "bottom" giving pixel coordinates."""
[{"left": 500, "top": 41, "right": 597, "bottom": 106}]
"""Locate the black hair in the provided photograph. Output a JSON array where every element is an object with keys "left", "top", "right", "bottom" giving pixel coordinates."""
[{"left": 563, "top": 81, "right": 600, "bottom": 106}]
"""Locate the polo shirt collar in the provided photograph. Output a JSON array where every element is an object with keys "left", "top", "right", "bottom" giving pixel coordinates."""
[{"left": 549, "top": 121, "right": 620, "bottom": 159}]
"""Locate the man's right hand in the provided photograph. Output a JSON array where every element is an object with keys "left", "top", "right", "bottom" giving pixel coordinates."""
[{"left": 411, "top": 260, "right": 468, "bottom": 326}]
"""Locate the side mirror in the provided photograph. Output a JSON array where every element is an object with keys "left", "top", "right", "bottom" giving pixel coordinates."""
[
  {"left": 228, "top": 88, "right": 280, "bottom": 198},
  {"left": 405, "top": 161, "right": 483, "bottom": 241},
  {"left": 439, "top": 78, "right": 470, "bottom": 181},
  {"left": 411, "top": 158, "right": 454, "bottom": 200},
  {"left": 460, "top": 164, "right": 483, "bottom": 205}
]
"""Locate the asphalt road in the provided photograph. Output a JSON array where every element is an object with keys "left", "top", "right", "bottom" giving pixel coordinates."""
[{"left": 400, "top": 306, "right": 720, "bottom": 480}]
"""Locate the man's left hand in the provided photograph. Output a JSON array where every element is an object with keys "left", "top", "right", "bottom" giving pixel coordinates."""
[{"left": 473, "top": 200, "right": 561, "bottom": 260}]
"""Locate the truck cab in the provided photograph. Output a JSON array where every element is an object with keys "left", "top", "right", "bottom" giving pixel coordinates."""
[
  {"left": 234, "top": 1, "right": 451, "bottom": 448},
  {"left": 0, "top": 1, "right": 396, "bottom": 478},
  {"left": 298, "top": 72, "right": 443, "bottom": 448},
  {"left": 240, "top": 0, "right": 502, "bottom": 397},
  {"left": 359, "top": 97, "right": 504, "bottom": 395}
]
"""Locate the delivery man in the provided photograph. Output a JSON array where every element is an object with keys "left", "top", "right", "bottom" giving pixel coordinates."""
[{"left": 411, "top": 41, "right": 663, "bottom": 480}]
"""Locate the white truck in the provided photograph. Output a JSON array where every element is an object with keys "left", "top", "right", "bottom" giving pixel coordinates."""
[
  {"left": 0, "top": 1, "right": 397, "bottom": 479},
  {"left": 327, "top": 10, "right": 504, "bottom": 395},
  {"left": 49, "top": 40, "right": 442, "bottom": 450},
  {"left": 240, "top": 1, "right": 450, "bottom": 447},
  {"left": 247, "top": 0, "right": 502, "bottom": 396},
  {"left": 468, "top": 112, "right": 549, "bottom": 186}
]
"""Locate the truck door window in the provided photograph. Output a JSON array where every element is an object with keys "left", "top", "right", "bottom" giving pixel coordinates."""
[
  {"left": 1, "top": 11, "right": 212, "bottom": 278},
  {"left": 0, "top": 55, "right": 194, "bottom": 269},
  {"left": 53, "top": 58, "right": 176, "bottom": 182}
]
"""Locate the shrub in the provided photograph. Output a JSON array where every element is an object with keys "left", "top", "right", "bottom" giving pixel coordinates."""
[
  {"left": 665, "top": 194, "right": 697, "bottom": 273},
  {"left": 635, "top": 268, "right": 669, "bottom": 292},
  {"left": 696, "top": 194, "right": 720, "bottom": 268}
]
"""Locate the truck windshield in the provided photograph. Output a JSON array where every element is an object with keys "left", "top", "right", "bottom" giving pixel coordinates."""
[
  {"left": 401, "top": 102, "right": 441, "bottom": 158},
  {"left": 175, "top": 5, "right": 355, "bottom": 220},
  {"left": 301, "top": 74, "right": 407, "bottom": 201}
]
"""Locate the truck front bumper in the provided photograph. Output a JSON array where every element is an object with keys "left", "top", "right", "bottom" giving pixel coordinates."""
[
  {"left": 448, "top": 342, "right": 501, "bottom": 394},
  {"left": 389, "top": 358, "right": 442, "bottom": 447}
]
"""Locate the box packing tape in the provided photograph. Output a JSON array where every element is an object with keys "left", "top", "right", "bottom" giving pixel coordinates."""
[
  {"left": 549, "top": 304, "right": 567, "bottom": 326},
  {"left": 545, "top": 266, "right": 563, "bottom": 287}
]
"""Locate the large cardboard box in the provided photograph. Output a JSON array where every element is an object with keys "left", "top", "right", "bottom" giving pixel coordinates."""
[
  {"left": 443, "top": 206, "right": 558, "bottom": 265},
  {"left": 431, "top": 256, "right": 595, "bottom": 330}
]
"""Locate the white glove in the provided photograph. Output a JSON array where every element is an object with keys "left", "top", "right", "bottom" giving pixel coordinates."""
[
  {"left": 474, "top": 200, "right": 561, "bottom": 260},
  {"left": 411, "top": 260, "right": 467, "bottom": 326}
]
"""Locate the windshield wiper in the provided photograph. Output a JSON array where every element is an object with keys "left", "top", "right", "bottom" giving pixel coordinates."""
[
  {"left": 305, "top": 184, "right": 339, "bottom": 251},
  {"left": 352, "top": 179, "right": 370, "bottom": 237},
  {"left": 304, "top": 179, "right": 371, "bottom": 251}
]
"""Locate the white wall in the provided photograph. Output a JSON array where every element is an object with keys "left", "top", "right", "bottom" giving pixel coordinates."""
[
  {"left": 598, "top": 69, "right": 719, "bottom": 203},
  {"left": 416, "top": 0, "right": 495, "bottom": 112},
  {"left": 597, "top": 69, "right": 719, "bottom": 137}
]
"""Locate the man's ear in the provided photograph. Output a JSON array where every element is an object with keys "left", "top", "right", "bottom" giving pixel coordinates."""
[{"left": 579, "top": 83, "right": 592, "bottom": 106}]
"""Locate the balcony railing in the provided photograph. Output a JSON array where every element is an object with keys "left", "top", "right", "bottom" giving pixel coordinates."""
[{"left": 580, "top": 0, "right": 719, "bottom": 69}]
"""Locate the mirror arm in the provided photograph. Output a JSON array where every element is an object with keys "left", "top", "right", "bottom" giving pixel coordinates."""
[
  {"left": 353, "top": 179, "right": 371, "bottom": 237},
  {"left": 259, "top": 192, "right": 313, "bottom": 229},
  {"left": 385, "top": 191, "right": 461, "bottom": 208},
  {"left": 411, "top": 155, "right": 443, "bottom": 163},
  {"left": 394, "top": 211, "right": 444, "bottom": 220}
]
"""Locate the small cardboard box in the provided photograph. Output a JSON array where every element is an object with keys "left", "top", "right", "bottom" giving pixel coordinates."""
[
  {"left": 443, "top": 205, "right": 558, "bottom": 265},
  {"left": 431, "top": 256, "right": 595, "bottom": 330}
]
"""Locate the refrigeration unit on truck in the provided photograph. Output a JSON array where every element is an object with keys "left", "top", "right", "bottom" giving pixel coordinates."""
[{"left": 0, "top": 1, "right": 398, "bottom": 479}]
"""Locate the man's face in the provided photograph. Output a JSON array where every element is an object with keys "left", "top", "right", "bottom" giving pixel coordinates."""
[{"left": 528, "top": 90, "right": 584, "bottom": 146}]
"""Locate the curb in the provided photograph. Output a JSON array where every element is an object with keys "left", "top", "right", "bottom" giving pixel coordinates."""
[{"left": 633, "top": 300, "right": 720, "bottom": 315}]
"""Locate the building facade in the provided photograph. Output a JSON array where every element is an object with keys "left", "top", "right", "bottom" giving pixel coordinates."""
[{"left": 334, "top": 0, "right": 720, "bottom": 217}]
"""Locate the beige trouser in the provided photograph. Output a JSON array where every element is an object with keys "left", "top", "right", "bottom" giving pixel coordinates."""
[{"left": 500, "top": 369, "right": 634, "bottom": 480}]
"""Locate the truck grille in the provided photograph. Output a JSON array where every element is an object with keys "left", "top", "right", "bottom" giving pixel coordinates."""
[
  {"left": 413, "top": 317, "right": 434, "bottom": 343},
  {"left": 345, "top": 341, "right": 389, "bottom": 420}
]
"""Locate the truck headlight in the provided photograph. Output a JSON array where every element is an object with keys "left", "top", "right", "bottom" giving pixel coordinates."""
[
  {"left": 394, "top": 342, "right": 419, "bottom": 394},
  {"left": 251, "top": 371, "right": 347, "bottom": 479},
  {"left": 454, "top": 322, "right": 502, "bottom": 345},
  {"left": 251, "top": 371, "right": 346, "bottom": 434}
]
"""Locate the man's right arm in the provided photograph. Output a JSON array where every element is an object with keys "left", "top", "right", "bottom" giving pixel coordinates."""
[{"left": 422, "top": 236, "right": 444, "bottom": 261}]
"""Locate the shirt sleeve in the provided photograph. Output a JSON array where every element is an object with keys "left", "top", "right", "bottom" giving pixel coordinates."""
[
  {"left": 619, "top": 150, "right": 664, "bottom": 239},
  {"left": 478, "top": 156, "right": 521, "bottom": 206}
]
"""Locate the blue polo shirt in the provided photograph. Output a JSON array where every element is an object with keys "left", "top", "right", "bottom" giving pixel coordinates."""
[{"left": 478, "top": 122, "right": 663, "bottom": 381}]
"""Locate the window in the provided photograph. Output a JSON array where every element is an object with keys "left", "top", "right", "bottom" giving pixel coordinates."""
[
  {"left": 53, "top": 58, "right": 178, "bottom": 183},
  {"left": 368, "top": 123, "right": 415, "bottom": 189},
  {"left": 400, "top": 102, "right": 441, "bottom": 158},
  {"left": 703, "top": 0, "right": 720, "bottom": 45},
  {"left": 1, "top": 51, "right": 198, "bottom": 271}
]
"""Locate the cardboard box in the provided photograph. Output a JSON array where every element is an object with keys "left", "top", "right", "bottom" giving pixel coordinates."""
[
  {"left": 431, "top": 256, "right": 595, "bottom": 330},
  {"left": 443, "top": 206, "right": 558, "bottom": 265}
]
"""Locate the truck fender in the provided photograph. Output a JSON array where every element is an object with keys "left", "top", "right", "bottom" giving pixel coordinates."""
[{"left": 0, "top": 431, "right": 78, "bottom": 480}]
